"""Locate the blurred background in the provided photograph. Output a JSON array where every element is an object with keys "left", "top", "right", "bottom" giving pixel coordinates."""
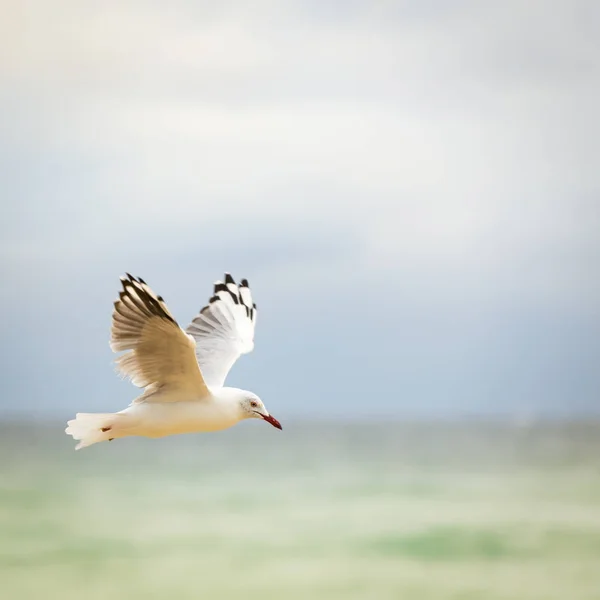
[{"left": 1, "top": 1, "right": 599, "bottom": 598}]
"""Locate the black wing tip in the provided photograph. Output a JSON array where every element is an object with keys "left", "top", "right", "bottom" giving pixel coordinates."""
[
  {"left": 214, "top": 282, "right": 240, "bottom": 304},
  {"left": 222, "top": 274, "right": 250, "bottom": 288},
  {"left": 116, "top": 273, "right": 175, "bottom": 324},
  {"left": 122, "top": 273, "right": 147, "bottom": 285},
  {"left": 122, "top": 273, "right": 144, "bottom": 290}
]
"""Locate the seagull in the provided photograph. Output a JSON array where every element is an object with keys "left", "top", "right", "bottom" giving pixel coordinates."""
[{"left": 66, "top": 273, "right": 281, "bottom": 449}]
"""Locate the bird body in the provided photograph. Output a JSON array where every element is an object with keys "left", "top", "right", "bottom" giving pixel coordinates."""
[{"left": 66, "top": 274, "right": 281, "bottom": 449}]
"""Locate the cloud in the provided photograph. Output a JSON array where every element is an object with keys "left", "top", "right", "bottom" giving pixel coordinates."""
[{"left": 1, "top": 0, "right": 598, "bottom": 415}]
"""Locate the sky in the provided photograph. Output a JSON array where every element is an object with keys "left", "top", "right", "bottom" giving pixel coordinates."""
[{"left": 1, "top": 0, "right": 599, "bottom": 420}]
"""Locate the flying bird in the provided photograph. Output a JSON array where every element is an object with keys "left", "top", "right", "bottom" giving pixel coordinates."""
[{"left": 66, "top": 273, "right": 281, "bottom": 449}]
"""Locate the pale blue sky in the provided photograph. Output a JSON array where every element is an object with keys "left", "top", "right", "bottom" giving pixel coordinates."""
[{"left": 1, "top": 0, "right": 599, "bottom": 419}]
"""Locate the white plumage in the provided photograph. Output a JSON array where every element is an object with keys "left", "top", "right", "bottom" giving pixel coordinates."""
[
  {"left": 186, "top": 275, "right": 256, "bottom": 389},
  {"left": 65, "top": 273, "right": 281, "bottom": 449}
]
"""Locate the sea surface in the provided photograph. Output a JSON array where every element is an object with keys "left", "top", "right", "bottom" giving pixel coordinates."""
[{"left": 1, "top": 419, "right": 600, "bottom": 600}]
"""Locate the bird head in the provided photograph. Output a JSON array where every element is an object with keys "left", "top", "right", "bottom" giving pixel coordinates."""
[{"left": 240, "top": 393, "right": 282, "bottom": 430}]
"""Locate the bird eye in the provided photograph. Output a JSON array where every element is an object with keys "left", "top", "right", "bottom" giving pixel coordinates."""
[{"left": 250, "top": 400, "right": 258, "bottom": 408}]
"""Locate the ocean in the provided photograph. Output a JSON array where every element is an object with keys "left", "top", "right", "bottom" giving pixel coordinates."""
[{"left": 1, "top": 419, "right": 600, "bottom": 599}]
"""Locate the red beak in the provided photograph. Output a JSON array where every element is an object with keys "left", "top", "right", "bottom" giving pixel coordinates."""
[{"left": 261, "top": 413, "right": 283, "bottom": 430}]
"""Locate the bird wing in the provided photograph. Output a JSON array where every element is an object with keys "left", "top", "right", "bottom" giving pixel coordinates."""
[
  {"left": 185, "top": 273, "right": 257, "bottom": 390},
  {"left": 110, "top": 274, "right": 210, "bottom": 402}
]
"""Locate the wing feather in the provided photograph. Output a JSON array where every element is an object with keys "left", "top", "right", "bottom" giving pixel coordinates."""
[
  {"left": 185, "top": 273, "right": 256, "bottom": 389},
  {"left": 110, "top": 274, "right": 210, "bottom": 402}
]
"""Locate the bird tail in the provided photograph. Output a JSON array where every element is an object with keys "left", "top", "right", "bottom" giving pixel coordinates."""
[{"left": 65, "top": 413, "right": 118, "bottom": 450}]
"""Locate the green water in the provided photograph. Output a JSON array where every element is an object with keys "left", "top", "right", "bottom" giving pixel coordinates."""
[{"left": 1, "top": 420, "right": 600, "bottom": 599}]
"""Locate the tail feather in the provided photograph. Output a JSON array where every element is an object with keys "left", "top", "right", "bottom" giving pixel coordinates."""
[{"left": 65, "top": 413, "right": 117, "bottom": 450}]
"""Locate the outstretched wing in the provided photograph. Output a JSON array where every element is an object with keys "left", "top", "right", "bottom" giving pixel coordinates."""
[
  {"left": 111, "top": 274, "right": 210, "bottom": 402},
  {"left": 185, "top": 273, "right": 257, "bottom": 390}
]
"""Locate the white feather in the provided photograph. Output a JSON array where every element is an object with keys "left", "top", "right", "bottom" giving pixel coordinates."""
[{"left": 185, "top": 273, "right": 257, "bottom": 389}]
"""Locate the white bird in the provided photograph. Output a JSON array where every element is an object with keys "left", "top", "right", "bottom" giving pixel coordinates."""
[{"left": 66, "top": 273, "right": 281, "bottom": 449}]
